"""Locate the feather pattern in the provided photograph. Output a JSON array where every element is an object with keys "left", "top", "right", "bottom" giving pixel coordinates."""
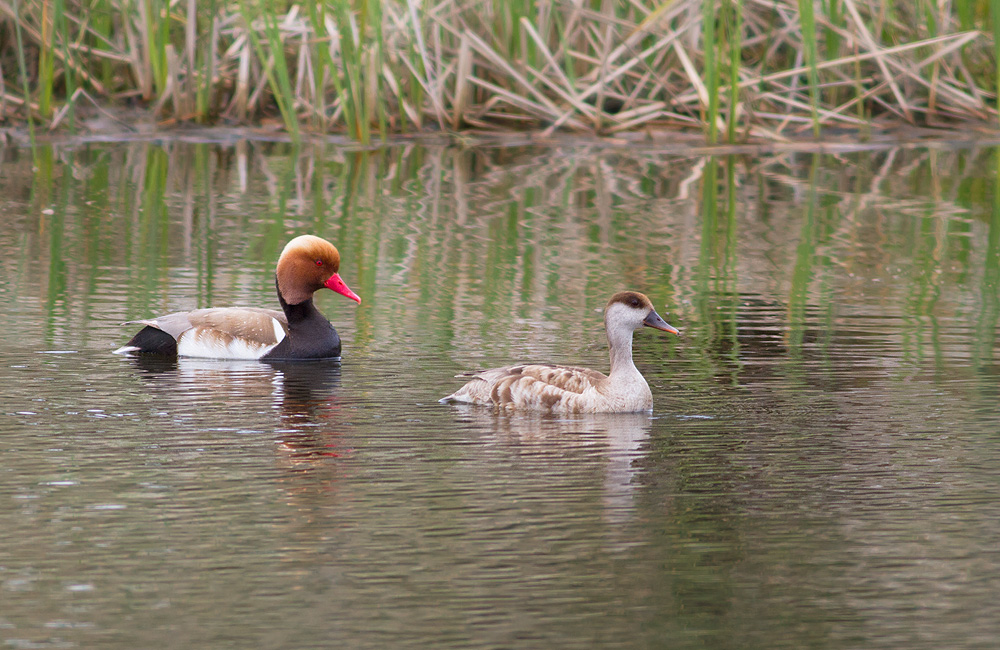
[
  {"left": 115, "top": 235, "right": 359, "bottom": 360},
  {"left": 442, "top": 292, "right": 679, "bottom": 413},
  {"left": 450, "top": 364, "right": 611, "bottom": 412}
]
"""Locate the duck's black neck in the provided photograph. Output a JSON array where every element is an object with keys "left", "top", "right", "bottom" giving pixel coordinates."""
[
  {"left": 265, "top": 277, "right": 342, "bottom": 360},
  {"left": 277, "top": 282, "right": 322, "bottom": 328}
]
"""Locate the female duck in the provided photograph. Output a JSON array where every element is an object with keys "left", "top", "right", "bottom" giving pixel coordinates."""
[
  {"left": 115, "top": 235, "right": 360, "bottom": 361},
  {"left": 441, "top": 291, "right": 679, "bottom": 413}
]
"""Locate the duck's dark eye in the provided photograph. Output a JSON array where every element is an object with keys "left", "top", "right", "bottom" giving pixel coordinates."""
[
  {"left": 315, "top": 259, "right": 324, "bottom": 266},
  {"left": 630, "top": 298, "right": 640, "bottom": 307}
]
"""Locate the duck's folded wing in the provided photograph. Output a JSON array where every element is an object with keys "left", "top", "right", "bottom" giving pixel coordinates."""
[
  {"left": 501, "top": 364, "right": 606, "bottom": 394},
  {"left": 127, "top": 308, "right": 288, "bottom": 345},
  {"left": 446, "top": 363, "right": 607, "bottom": 407},
  {"left": 184, "top": 308, "right": 288, "bottom": 345}
]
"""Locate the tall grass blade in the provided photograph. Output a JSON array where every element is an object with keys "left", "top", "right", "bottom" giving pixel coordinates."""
[
  {"left": 302, "top": 0, "right": 327, "bottom": 129},
  {"left": 140, "top": 0, "right": 168, "bottom": 98},
  {"left": 993, "top": 0, "right": 1000, "bottom": 125},
  {"left": 798, "top": 0, "right": 821, "bottom": 137},
  {"left": 54, "top": 0, "right": 75, "bottom": 130},
  {"left": 12, "top": 0, "right": 36, "bottom": 150},
  {"left": 726, "top": 0, "right": 743, "bottom": 142},
  {"left": 406, "top": 0, "right": 444, "bottom": 129},
  {"left": 239, "top": 0, "right": 300, "bottom": 142},
  {"left": 329, "top": 0, "right": 369, "bottom": 143},
  {"left": 197, "top": 7, "right": 220, "bottom": 122},
  {"left": 38, "top": 0, "right": 54, "bottom": 118},
  {"left": 702, "top": 0, "right": 718, "bottom": 143}
]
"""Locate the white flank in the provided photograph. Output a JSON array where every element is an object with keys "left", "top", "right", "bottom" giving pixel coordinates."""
[
  {"left": 176, "top": 328, "right": 277, "bottom": 360},
  {"left": 113, "top": 345, "right": 141, "bottom": 355},
  {"left": 272, "top": 317, "right": 287, "bottom": 343}
]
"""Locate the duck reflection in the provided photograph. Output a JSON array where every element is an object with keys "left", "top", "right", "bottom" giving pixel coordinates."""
[
  {"left": 123, "top": 354, "right": 179, "bottom": 375},
  {"left": 120, "top": 354, "right": 346, "bottom": 459},
  {"left": 451, "top": 407, "right": 652, "bottom": 527},
  {"left": 121, "top": 354, "right": 276, "bottom": 398},
  {"left": 265, "top": 360, "right": 344, "bottom": 459}
]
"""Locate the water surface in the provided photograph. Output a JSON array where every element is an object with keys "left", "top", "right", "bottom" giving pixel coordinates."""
[{"left": 1, "top": 140, "right": 999, "bottom": 649}]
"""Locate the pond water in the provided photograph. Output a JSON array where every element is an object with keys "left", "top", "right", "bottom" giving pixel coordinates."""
[{"left": 1, "top": 138, "right": 1000, "bottom": 649}]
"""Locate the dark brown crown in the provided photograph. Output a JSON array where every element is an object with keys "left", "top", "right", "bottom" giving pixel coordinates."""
[{"left": 607, "top": 291, "right": 653, "bottom": 311}]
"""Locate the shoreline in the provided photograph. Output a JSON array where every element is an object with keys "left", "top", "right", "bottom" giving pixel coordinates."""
[{"left": 3, "top": 107, "right": 999, "bottom": 154}]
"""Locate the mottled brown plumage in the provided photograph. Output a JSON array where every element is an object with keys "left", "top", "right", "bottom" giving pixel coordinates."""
[{"left": 441, "top": 291, "right": 679, "bottom": 413}]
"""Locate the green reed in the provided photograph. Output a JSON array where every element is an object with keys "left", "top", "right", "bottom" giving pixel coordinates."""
[
  {"left": 364, "top": 0, "right": 389, "bottom": 140},
  {"left": 725, "top": 0, "right": 743, "bottom": 143},
  {"left": 2, "top": 0, "right": 999, "bottom": 140},
  {"left": 329, "top": 0, "right": 369, "bottom": 142},
  {"left": 193, "top": 0, "right": 217, "bottom": 123},
  {"left": 956, "top": 0, "right": 974, "bottom": 30},
  {"left": 239, "top": 0, "right": 300, "bottom": 142},
  {"left": 703, "top": 0, "right": 719, "bottom": 144},
  {"left": 993, "top": 0, "right": 1000, "bottom": 125},
  {"left": 141, "top": 0, "right": 169, "bottom": 98},
  {"left": 91, "top": 0, "right": 114, "bottom": 89},
  {"left": 37, "top": 0, "right": 54, "bottom": 118},
  {"left": 12, "top": 0, "right": 36, "bottom": 149},
  {"left": 303, "top": 0, "right": 331, "bottom": 130},
  {"left": 798, "top": 0, "right": 821, "bottom": 137}
]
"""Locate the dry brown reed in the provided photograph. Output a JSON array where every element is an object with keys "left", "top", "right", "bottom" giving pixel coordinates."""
[{"left": 0, "top": 0, "right": 997, "bottom": 142}]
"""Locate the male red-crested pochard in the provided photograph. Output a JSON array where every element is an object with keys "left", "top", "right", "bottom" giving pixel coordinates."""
[
  {"left": 114, "top": 235, "right": 361, "bottom": 361},
  {"left": 441, "top": 291, "right": 680, "bottom": 413}
]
